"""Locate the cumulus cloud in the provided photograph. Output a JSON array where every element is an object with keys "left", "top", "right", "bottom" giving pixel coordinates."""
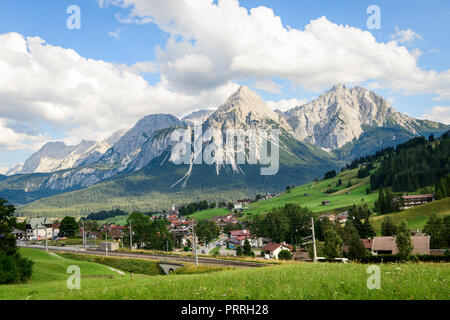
[
  {"left": 390, "top": 27, "right": 423, "bottom": 44},
  {"left": 108, "top": 27, "right": 123, "bottom": 39},
  {"left": 101, "top": 0, "right": 450, "bottom": 100},
  {"left": 0, "top": 32, "right": 237, "bottom": 151},
  {"left": 0, "top": 118, "right": 47, "bottom": 151},
  {"left": 266, "top": 98, "right": 309, "bottom": 112},
  {"left": 421, "top": 106, "right": 450, "bottom": 125},
  {"left": 252, "top": 80, "right": 283, "bottom": 94}
]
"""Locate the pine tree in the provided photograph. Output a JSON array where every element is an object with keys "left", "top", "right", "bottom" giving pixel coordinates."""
[
  {"left": 396, "top": 221, "right": 413, "bottom": 260},
  {"left": 347, "top": 232, "right": 367, "bottom": 260},
  {"left": 423, "top": 213, "right": 445, "bottom": 249},
  {"left": 323, "top": 227, "right": 342, "bottom": 260},
  {"left": 243, "top": 239, "right": 254, "bottom": 256},
  {"left": 377, "top": 188, "right": 386, "bottom": 214},
  {"left": 381, "top": 217, "right": 397, "bottom": 236}
]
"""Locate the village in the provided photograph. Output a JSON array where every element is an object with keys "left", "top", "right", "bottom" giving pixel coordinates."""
[{"left": 11, "top": 191, "right": 442, "bottom": 262}]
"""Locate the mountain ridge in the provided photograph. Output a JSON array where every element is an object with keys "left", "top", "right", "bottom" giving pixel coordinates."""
[{"left": 1, "top": 85, "right": 448, "bottom": 209}]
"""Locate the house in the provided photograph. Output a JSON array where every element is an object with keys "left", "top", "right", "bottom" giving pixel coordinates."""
[
  {"left": 229, "top": 229, "right": 253, "bottom": 246},
  {"left": 361, "top": 239, "right": 374, "bottom": 252},
  {"left": 321, "top": 201, "right": 331, "bottom": 206},
  {"left": 335, "top": 211, "right": 349, "bottom": 224},
  {"left": 11, "top": 229, "right": 25, "bottom": 239},
  {"left": 318, "top": 213, "right": 336, "bottom": 222},
  {"left": 371, "top": 236, "right": 430, "bottom": 255},
  {"left": 401, "top": 194, "right": 435, "bottom": 209},
  {"left": 26, "top": 218, "right": 54, "bottom": 240},
  {"left": 262, "top": 243, "right": 294, "bottom": 259},
  {"left": 234, "top": 199, "right": 254, "bottom": 210}
]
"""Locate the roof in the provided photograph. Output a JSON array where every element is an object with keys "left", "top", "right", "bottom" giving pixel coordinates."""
[
  {"left": 371, "top": 236, "right": 430, "bottom": 254},
  {"left": 230, "top": 230, "right": 251, "bottom": 237},
  {"left": 28, "top": 217, "right": 52, "bottom": 228},
  {"left": 262, "top": 243, "right": 293, "bottom": 252},
  {"left": 401, "top": 194, "right": 435, "bottom": 199},
  {"left": 371, "top": 236, "right": 397, "bottom": 252},
  {"left": 11, "top": 228, "right": 25, "bottom": 234},
  {"left": 232, "top": 235, "right": 248, "bottom": 241},
  {"left": 361, "top": 239, "right": 373, "bottom": 249},
  {"left": 336, "top": 211, "right": 349, "bottom": 218}
]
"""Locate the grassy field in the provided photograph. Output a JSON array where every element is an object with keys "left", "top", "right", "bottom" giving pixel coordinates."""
[
  {"left": 1, "top": 249, "right": 448, "bottom": 300},
  {"left": 97, "top": 215, "right": 129, "bottom": 225},
  {"left": 245, "top": 168, "right": 377, "bottom": 217},
  {"left": 189, "top": 208, "right": 230, "bottom": 221},
  {"left": 371, "top": 198, "right": 450, "bottom": 234}
]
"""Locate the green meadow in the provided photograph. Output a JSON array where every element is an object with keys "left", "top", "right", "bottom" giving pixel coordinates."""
[
  {"left": 1, "top": 248, "right": 448, "bottom": 300},
  {"left": 371, "top": 198, "right": 450, "bottom": 233},
  {"left": 244, "top": 168, "right": 376, "bottom": 217},
  {"left": 189, "top": 208, "right": 230, "bottom": 221}
]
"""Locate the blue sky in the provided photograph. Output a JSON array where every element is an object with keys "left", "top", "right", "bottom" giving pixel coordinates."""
[{"left": 0, "top": 0, "right": 449, "bottom": 172}]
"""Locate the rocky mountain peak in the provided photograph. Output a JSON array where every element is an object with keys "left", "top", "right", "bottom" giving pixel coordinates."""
[
  {"left": 209, "top": 86, "right": 290, "bottom": 131},
  {"left": 283, "top": 84, "right": 429, "bottom": 150}
]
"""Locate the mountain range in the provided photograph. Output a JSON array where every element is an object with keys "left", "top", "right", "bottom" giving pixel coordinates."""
[{"left": 1, "top": 85, "right": 447, "bottom": 214}]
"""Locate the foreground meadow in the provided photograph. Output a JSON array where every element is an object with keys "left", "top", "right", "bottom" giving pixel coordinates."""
[{"left": 0, "top": 249, "right": 448, "bottom": 300}]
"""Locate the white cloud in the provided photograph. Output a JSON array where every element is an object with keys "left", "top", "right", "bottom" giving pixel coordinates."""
[
  {"left": 0, "top": 118, "right": 47, "bottom": 151},
  {"left": 108, "top": 27, "right": 123, "bottom": 39},
  {"left": 122, "top": 61, "right": 158, "bottom": 75},
  {"left": 0, "top": 32, "right": 238, "bottom": 151},
  {"left": 252, "top": 80, "right": 283, "bottom": 94},
  {"left": 390, "top": 27, "right": 423, "bottom": 44},
  {"left": 0, "top": 167, "right": 7, "bottom": 175},
  {"left": 421, "top": 106, "right": 450, "bottom": 125},
  {"left": 266, "top": 98, "right": 309, "bottom": 112},
  {"left": 99, "top": 0, "right": 450, "bottom": 100}
]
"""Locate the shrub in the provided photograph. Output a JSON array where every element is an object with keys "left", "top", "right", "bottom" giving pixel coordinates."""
[
  {"left": 278, "top": 250, "right": 293, "bottom": 260},
  {"left": 0, "top": 252, "right": 20, "bottom": 284}
]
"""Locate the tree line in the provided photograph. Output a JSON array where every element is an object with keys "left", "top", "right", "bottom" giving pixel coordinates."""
[
  {"left": 370, "top": 134, "right": 450, "bottom": 192},
  {"left": 85, "top": 209, "right": 128, "bottom": 221}
]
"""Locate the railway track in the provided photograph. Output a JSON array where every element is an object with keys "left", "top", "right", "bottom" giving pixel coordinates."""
[{"left": 18, "top": 244, "right": 269, "bottom": 268}]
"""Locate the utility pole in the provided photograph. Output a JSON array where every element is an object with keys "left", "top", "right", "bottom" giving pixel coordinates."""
[
  {"left": 193, "top": 222, "right": 198, "bottom": 266},
  {"left": 129, "top": 220, "right": 133, "bottom": 252},
  {"left": 311, "top": 217, "right": 317, "bottom": 263},
  {"left": 45, "top": 223, "right": 48, "bottom": 252},
  {"left": 82, "top": 219, "right": 86, "bottom": 250},
  {"left": 105, "top": 228, "right": 108, "bottom": 257}
]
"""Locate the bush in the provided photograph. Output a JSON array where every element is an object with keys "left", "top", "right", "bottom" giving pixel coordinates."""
[
  {"left": 278, "top": 250, "right": 293, "bottom": 260},
  {"left": 0, "top": 252, "right": 20, "bottom": 284}
]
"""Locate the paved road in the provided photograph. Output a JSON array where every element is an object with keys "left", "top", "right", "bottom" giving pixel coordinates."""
[{"left": 18, "top": 243, "right": 267, "bottom": 268}]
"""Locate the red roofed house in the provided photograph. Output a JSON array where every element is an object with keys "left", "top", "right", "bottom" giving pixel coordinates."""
[
  {"left": 229, "top": 229, "right": 252, "bottom": 246},
  {"left": 262, "top": 243, "right": 294, "bottom": 259},
  {"left": 361, "top": 239, "right": 374, "bottom": 252}
]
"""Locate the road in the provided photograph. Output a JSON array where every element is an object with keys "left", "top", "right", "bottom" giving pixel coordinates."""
[{"left": 18, "top": 243, "right": 267, "bottom": 268}]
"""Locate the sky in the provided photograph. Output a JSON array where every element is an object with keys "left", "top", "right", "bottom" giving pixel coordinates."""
[{"left": 0, "top": 0, "right": 449, "bottom": 173}]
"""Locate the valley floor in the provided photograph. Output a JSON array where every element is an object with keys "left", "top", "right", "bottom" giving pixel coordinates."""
[{"left": 1, "top": 249, "right": 448, "bottom": 300}]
